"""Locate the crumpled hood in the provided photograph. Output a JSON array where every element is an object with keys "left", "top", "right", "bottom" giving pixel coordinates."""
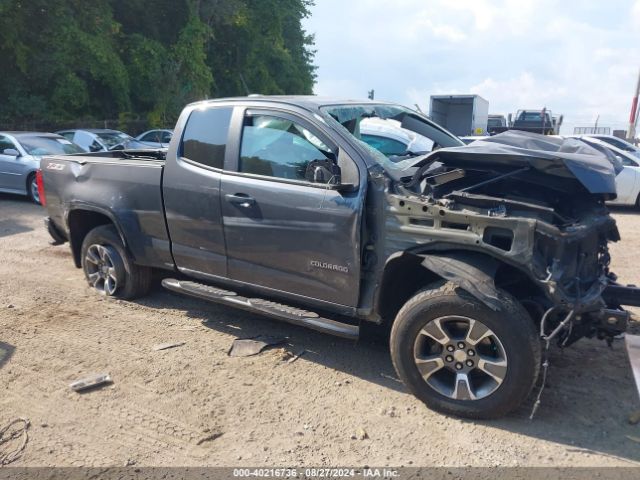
[{"left": 414, "top": 130, "right": 622, "bottom": 195}]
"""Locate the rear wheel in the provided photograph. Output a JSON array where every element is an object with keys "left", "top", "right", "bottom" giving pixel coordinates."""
[
  {"left": 390, "top": 282, "right": 540, "bottom": 419},
  {"left": 27, "top": 173, "right": 40, "bottom": 205},
  {"left": 80, "top": 225, "right": 151, "bottom": 299}
]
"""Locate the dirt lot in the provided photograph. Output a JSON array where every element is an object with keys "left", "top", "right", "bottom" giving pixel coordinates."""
[{"left": 1, "top": 194, "right": 640, "bottom": 467}]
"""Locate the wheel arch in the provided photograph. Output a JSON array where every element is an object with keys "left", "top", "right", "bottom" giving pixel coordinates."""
[
  {"left": 374, "top": 248, "right": 548, "bottom": 325},
  {"left": 67, "top": 207, "right": 129, "bottom": 268}
]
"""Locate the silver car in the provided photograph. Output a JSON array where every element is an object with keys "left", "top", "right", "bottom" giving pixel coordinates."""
[
  {"left": 135, "top": 129, "right": 173, "bottom": 148},
  {"left": 0, "top": 132, "right": 84, "bottom": 204},
  {"left": 56, "top": 129, "right": 156, "bottom": 152}
]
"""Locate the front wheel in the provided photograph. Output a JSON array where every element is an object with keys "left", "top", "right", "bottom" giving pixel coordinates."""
[
  {"left": 80, "top": 225, "right": 151, "bottom": 299},
  {"left": 390, "top": 282, "right": 540, "bottom": 419}
]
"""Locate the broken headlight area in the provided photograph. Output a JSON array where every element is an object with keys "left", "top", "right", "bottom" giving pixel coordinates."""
[{"left": 387, "top": 145, "right": 627, "bottom": 344}]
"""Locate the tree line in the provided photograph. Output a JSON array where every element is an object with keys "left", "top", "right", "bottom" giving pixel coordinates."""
[{"left": 0, "top": 0, "right": 316, "bottom": 129}]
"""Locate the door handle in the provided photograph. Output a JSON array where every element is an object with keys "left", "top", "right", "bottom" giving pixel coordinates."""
[{"left": 225, "top": 193, "right": 256, "bottom": 207}]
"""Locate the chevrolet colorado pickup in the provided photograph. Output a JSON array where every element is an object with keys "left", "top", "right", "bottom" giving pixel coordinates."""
[{"left": 39, "top": 96, "right": 639, "bottom": 419}]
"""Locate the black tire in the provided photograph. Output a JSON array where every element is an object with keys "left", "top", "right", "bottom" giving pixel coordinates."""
[
  {"left": 27, "top": 173, "right": 41, "bottom": 205},
  {"left": 390, "top": 282, "right": 540, "bottom": 419},
  {"left": 80, "top": 225, "right": 151, "bottom": 299}
]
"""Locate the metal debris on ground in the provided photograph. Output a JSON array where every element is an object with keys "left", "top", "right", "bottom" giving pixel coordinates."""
[
  {"left": 196, "top": 432, "right": 223, "bottom": 445},
  {"left": 152, "top": 341, "right": 186, "bottom": 351},
  {"left": 228, "top": 335, "right": 287, "bottom": 357},
  {"left": 69, "top": 373, "right": 112, "bottom": 392},
  {"left": 0, "top": 417, "right": 30, "bottom": 465}
]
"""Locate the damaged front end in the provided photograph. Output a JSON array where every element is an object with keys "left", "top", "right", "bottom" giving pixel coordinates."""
[{"left": 384, "top": 131, "right": 634, "bottom": 346}]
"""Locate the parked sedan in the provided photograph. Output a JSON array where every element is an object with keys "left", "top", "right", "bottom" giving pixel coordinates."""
[
  {"left": 56, "top": 129, "right": 156, "bottom": 152},
  {"left": 359, "top": 118, "right": 436, "bottom": 158},
  {"left": 575, "top": 136, "right": 640, "bottom": 207},
  {"left": 136, "top": 129, "right": 173, "bottom": 148},
  {"left": 0, "top": 132, "right": 84, "bottom": 204},
  {"left": 586, "top": 134, "right": 640, "bottom": 160}
]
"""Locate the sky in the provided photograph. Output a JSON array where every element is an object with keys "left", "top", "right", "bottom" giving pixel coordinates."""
[{"left": 303, "top": 0, "right": 640, "bottom": 135}]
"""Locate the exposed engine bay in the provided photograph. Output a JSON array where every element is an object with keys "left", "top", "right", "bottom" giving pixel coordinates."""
[
  {"left": 323, "top": 104, "right": 635, "bottom": 349},
  {"left": 387, "top": 131, "right": 628, "bottom": 347}
]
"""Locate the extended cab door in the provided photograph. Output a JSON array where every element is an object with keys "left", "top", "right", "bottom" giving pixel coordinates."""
[
  {"left": 163, "top": 105, "right": 234, "bottom": 277},
  {"left": 220, "top": 109, "right": 363, "bottom": 308}
]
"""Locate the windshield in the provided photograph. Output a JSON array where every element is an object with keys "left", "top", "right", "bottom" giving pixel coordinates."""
[
  {"left": 96, "top": 131, "right": 133, "bottom": 148},
  {"left": 20, "top": 136, "right": 84, "bottom": 155},
  {"left": 320, "top": 103, "right": 463, "bottom": 173},
  {"left": 517, "top": 111, "right": 551, "bottom": 123},
  {"left": 487, "top": 117, "right": 504, "bottom": 128}
]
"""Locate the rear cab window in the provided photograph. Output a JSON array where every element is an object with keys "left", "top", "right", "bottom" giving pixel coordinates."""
[{"left": 181, "top": 107, "right": 233, "bottom": 169}]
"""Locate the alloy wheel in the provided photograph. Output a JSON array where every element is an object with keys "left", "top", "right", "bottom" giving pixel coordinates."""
[
  {"left": 84, "top": 244, "right": 120, "bottom": 295},
  {"left": 413, "top": 315, "right": 508, "bottom": 401}
]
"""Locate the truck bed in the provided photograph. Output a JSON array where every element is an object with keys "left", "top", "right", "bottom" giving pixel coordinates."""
[{"left": 41, "top": 150, "right": 173, "bottom": 270}]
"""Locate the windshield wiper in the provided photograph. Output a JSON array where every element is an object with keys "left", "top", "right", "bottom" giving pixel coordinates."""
[{"left": 389, "top": 150, "right": 430, "bottom": 162}]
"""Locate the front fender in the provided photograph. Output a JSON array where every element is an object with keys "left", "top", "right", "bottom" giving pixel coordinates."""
[{"left": 419, "top": 251, "right": 503, "bottom": 311}]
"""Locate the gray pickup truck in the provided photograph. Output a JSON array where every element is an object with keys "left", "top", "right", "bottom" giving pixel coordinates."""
[{"left": 40, "top": 96, "right": 638, "bottom": 419}]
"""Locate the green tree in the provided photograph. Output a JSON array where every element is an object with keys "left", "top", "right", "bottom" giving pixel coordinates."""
[{"left": 0, "top": 0, "right": 316, "bottom": 128}]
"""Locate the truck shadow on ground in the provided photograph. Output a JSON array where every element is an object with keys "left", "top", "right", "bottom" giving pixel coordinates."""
[
  {"left": 0, "top": 341, "right": 15, "bottom": 369},
  {"left": 137, "top": 282, "right": 640, "bottom": 464},
  {"left": 0, "top": 218, "right": 33, "bottom": 238},
  {"left": 0, "top": 193, "right": 37, "bottom": 238}
]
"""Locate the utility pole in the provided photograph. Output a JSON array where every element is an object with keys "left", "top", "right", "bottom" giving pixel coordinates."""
[
  {"left": 367, "top": 89, "right": 375, "bottom": 100},
  {"left": 628, "top": 68, "right": 640, "bottom": 141},
  {"left": 594, "top": 114, "right": 599, "bottom": 134}
]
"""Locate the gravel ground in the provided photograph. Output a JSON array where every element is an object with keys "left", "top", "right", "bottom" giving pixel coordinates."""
[{"left": 1, "top": 193, "right": 640, "bottom": 467}]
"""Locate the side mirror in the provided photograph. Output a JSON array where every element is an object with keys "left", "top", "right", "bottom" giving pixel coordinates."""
[
  {"left": 2, "top": 148, "right": 19, "bottom": 157},
  {"left": 306, "top": 159, "right": 342, "bottom": 185}
]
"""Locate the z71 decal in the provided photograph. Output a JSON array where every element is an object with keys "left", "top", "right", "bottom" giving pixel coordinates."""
[{"left": 46, "top": 163, "right": 66, "bottom": 171}]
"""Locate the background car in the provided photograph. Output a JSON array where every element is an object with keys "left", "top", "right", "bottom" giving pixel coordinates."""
[
  {"left": 574, "top": 136, "right": 640, "bottom": 207},
  {"left": 0, "top": 132, "right": 84, "bottom": 204},
  {"left": 136, "top": 129, "right": 173, "bottom": 148},
  {"left": 584, "top": 134, "right": 640, "bottom": 159},
  {"left": 56, "top": 129, "right": 156, "bottom": 152},
  {"left": 359, "top": 118, "right": 436, "bottom": 158}
]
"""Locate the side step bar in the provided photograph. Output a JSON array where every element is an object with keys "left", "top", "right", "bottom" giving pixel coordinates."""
[{"left": 161, "top": 278, "right": 359, "bottom": 340}]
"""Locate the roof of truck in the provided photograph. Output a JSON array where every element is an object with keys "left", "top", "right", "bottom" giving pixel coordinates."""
[{"left": 188, "top": 95, "right": 391, "bottom": 110}]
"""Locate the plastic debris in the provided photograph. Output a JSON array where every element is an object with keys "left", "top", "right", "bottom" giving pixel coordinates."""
[{"left": 228, "top": 335, "right": 286, "bottom": 357}]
